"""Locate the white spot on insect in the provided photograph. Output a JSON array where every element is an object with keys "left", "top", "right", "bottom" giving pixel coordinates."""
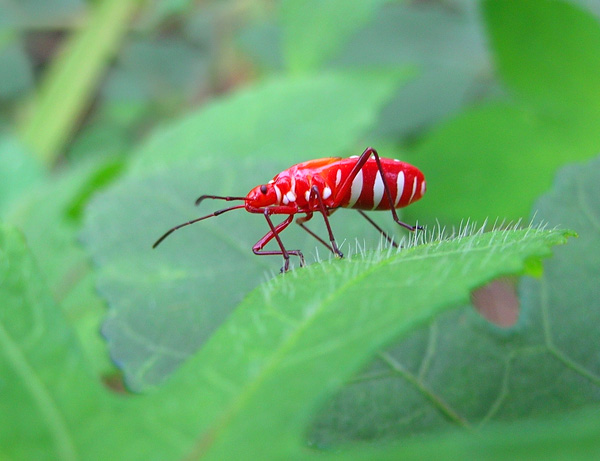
[
  {"left": 335, "top": 169, "right": 342, "bottom": 187},
  {"left": 395, "top": 171, "right": 405, "bottom": 207},
  {"left": 305, "top": 190, "right": 310, "bottom": 202},
  {"left": 372, "top": 171, "right": 385, "bottom": 209},
  {"left": 323, "top": 186, "right": 332, "bottom": 200},
  {"left": 274, "top": 185, "right": 282, "bottom": 204},
  {"left": 409, "top": 176, "right": 418, "bottom": 203},
  {"left": 393, "top": 158, "right": 401, "bottom": 162},
  {"left": 347, "top": 169, "right": 363, "bottom": 207},
  {"left": 282, "top": 195, "right": 289, "bottom": 205},
  {"left": 349, "top": 155, "right": 359, "bottom": 158},
  {"left": 268, "top": 179, "right": 275, "bottom": 184},
  {"left": 420, "top": 180, "right": 426, "bottom": 196},
  {"left": 286, "top": 190, "right": 296, "bottom": 203}
]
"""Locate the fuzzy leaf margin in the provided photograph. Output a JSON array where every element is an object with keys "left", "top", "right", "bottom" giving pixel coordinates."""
[
  {"left": 140, "top": 226, "right": 572, "bottom": 460},
  {"left": 0, "top": 225, "right": 572, "bottom": 460}
]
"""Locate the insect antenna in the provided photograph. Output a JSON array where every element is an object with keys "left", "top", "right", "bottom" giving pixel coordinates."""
[
  {"left": 152, "top": 204, "right": 245, "bottom": 248},
  {"left": 195, "top": 195, "right": 247, "bottom": 206}
]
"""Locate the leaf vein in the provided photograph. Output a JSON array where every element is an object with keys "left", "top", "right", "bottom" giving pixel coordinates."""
[{"left": 0, "top": 323, "right": 78, "bottom": 461}]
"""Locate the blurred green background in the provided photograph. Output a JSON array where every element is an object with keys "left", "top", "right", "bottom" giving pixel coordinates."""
[
  {"left": 2, "top": 0, "right": 600, "bottom": 458},
  {"left": 3, "top": 0, "right": 600, "bottom": 223}
]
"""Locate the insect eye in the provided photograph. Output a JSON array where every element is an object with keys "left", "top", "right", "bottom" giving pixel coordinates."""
[{"left": 260, "top": 185, "right": 268, "bottom": 194}]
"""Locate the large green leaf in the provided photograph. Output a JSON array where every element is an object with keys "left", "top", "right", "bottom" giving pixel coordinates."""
[
  {"left": 310, "top": 154, "right": 600, "bottom": 446},
  {"left": 520, "top": 155, "right": 600, "bottom": 401},
  {"left": 86, "top": 70, "right": 409, "bottom": 390},
  {"left": 318, "top": 154, "right": 600, "bottom": 460},
  {"left": 0, "top": 226, "right": 110, "bottom": 461},
  {"left": 1, "top": 223, "right": 571, "bottom": 459},
  {"left": 0, "top": 134, "right": 44, "bottom": 216},
  {"left": 136, "top": 227, "right": 570, "bottom": 460},
  {"left": 7, "top": 158, "right": 122, "bottom": 376},
  {"left": 129, "top": 71, "right": 406, "bottom": 173},
  {"left": 83, "top": 158, "right": 394, "bottom": 390},
  {"left": 320, "top": 405, "right": 600, "bottom": 460}
]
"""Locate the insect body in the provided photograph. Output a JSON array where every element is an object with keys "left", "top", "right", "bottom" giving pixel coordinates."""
[{"left": 153, "top": 147, "right": 426, "bottom": 271}]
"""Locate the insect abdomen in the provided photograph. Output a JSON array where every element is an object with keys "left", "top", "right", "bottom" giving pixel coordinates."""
[{"left": 337, "top": 158, "right": 426, "bottom": 210}]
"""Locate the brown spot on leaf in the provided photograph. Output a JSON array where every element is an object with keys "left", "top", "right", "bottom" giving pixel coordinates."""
[{"left": 471, "top": 278, "right": 519, "bottom": 327}]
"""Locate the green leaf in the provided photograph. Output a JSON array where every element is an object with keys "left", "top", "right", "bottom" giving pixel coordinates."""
[
  {"left": 484, "top": 0, "right": 600, "bottom": 121},
  {"left": 310, "top": 155, "right": 600, "bottom": 447},
  {"left": 319, "top": 405, "right": 600, "bottom": 460},
  {"left": 0, "top": 134, "right": 44, "bottom": 216},
  {"left": 520, "top": 155, "right": 600, "bottom": 402},
  {"left": 90, "top": 71, "right": 410, "bottom": 390},
  {"left": 0, "top": 224, "right": 572, "bottom": 459},
  {"left": 0, "top": 225, "right": 108, "bottom": 461},
  {"left": 143, "top": 227, "right": 570, "bottom": 460},
  {"left": 130, "top": 71, "right": 407, "bottom": 173},
  {"left": 83, "top": 158, "right": 389, "bottom": 390},
  {"left": 7, "top": 158, "right": 123, "bottom": 376},
  {"left": 281, "top": 0, "right": 390, "bottom": 73},
  {"left": 19, "top": 0, "right": 143, "bottom": 165},
  {"left": 318, "top": 154, "right": 600, "bottom": 460}
]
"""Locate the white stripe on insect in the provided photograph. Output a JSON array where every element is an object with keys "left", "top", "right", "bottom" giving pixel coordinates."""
[
  {"left": 409, "top": 176, "right": 418, "bottom": 203},
  {"left": 274, "top": 185, "right": 282, "bottom": 204},
  {"left": 347, "top": 169, "right": 363, "bottom": 207},
  {"left": 420, "top": 180, "right": 426, "bottom": 196},
  {"left": 335, "top": 169, "right": 342, "bottom": 187},
  {"left": 323, "top": 186, "right": 332, "bottom": 200},
  {"left": 286, "top": 190, "right": 296, "bottom": 203},
  {"left": 372, "top": 171, "right": 385, "bottom": 209},
  {"left": 395, "top": 171, "right": 405, "bottom": 207}
]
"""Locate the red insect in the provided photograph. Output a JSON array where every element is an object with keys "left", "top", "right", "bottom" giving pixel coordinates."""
[{"left": 153, "top": 147, "right": 426, "bottom": 271}]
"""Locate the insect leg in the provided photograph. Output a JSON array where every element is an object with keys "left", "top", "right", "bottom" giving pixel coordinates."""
[
  {"left": 296, "top": 210, "right": 343, "bottom": 257},
  {"left": 356, "top": 210, "right": 398, "bottom": 248},
  {"left": 296, "top": 212, "right": 334, "bottom": 254},
  {"left": 369, "top": 151, "right": 422, "bottom": 232},
  {"left": 253, "top": 211, "right": 304, "bottom": 272},
  {"left": 308, "top": 185, "right": 343, "bottom": 257},
  {"left": 337, "top": 147, "right": 422, "bottom": 232}
]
